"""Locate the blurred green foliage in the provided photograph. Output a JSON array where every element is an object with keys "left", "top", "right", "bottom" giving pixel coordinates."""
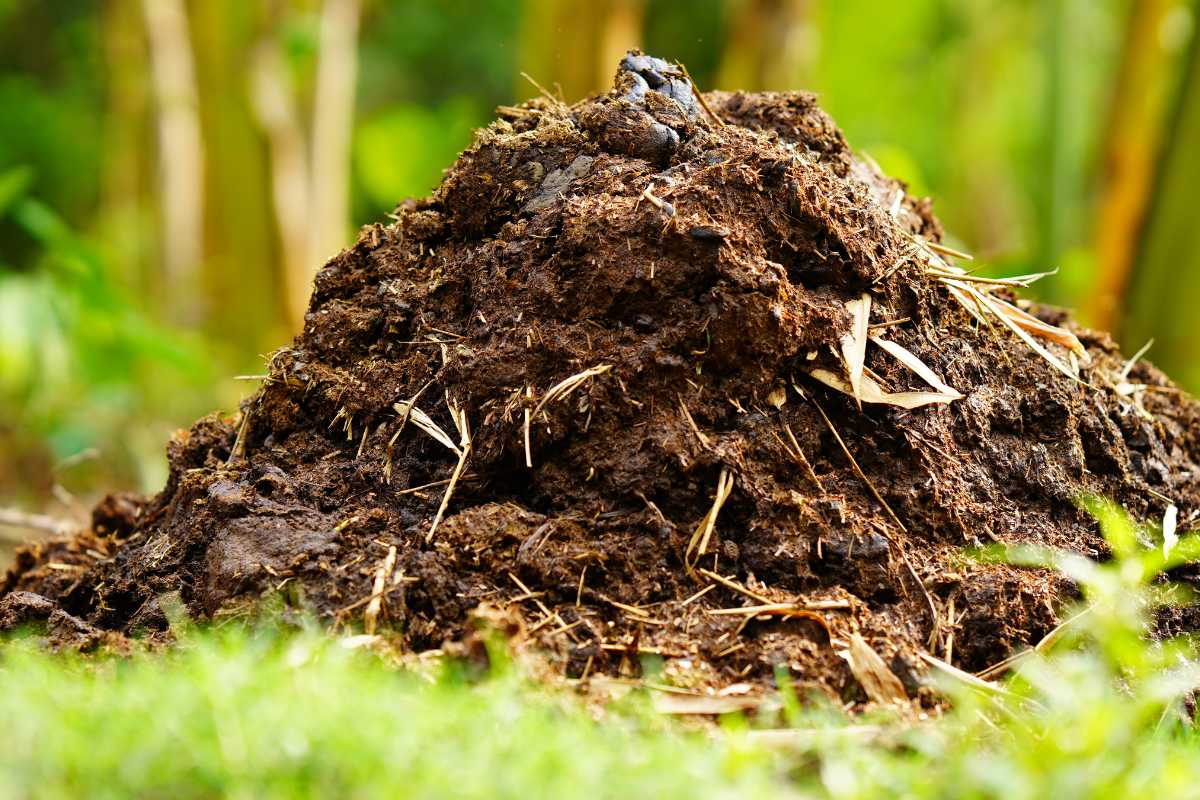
[{"left": 0, "top": 0, "right": 1195, "bottom": 511}]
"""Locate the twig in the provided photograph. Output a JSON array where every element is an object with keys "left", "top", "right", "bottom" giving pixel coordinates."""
[
  {"left": 426, "top": 406, "right": 472, "bottom": 542},
  {"left": 364, "top": 545, "right": 397, "bottom": 635},
  {"left": 781, "top": 420, "right": 824, "bottom": 492},
  {"left": 385, "top": 379, "right": 435, "bottom": 483},
  {"left": 520, "top": 71, "right": 565, "bottom": 108},
  {"left": 676, "top": 61, "right": 724, "bottom": 127},
  {"left": 395, "top": 478, "right": 453, "bottom": 496},
  {"left": 696, "top": 568, "right": 772, "bottom": 605},
  {"left": 679, "top": 397, "right": 711, "bottom": 448},
  {"left": 976, "top": 606, "right": 1093, "bottom": 680},
  {"left": 526, "top": 365, "right": 611, "bottom": 467},
  {"left": 684, "top": 468, "right": 734, "bottom": 578},
  {"left": 0, "top": 508, "right": 75, "bottom": 538},
  {"left": 706, "top": 600, "right": 849, "bottom": 615}
]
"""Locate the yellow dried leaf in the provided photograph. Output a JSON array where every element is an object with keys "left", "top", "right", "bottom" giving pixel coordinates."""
[
  {"left": 870, "top": 335, "right": 962, "bottom": 398},
  {"left": 839, "top": 293, "right": 871, "bottom": 409},
  {"left": 842, "top": 634, "right": 908, "bottom": 705},
  {"left": 809, "top": 369, "right": 959, "bottom": 410}
]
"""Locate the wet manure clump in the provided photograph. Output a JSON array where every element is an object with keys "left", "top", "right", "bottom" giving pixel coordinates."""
[{"left": 6, "top": 53, "right": 1200, "bottom": 708}]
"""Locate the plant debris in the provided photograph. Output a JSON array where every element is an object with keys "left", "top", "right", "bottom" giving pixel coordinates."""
[{"left": 5, "top": 52, "right": 1200, "bottom": 710}]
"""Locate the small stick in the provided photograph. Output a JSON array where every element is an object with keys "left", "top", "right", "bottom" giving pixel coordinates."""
[
  {"left": 679, "top": 397, "right": 711, "bottom": 448},
  {"left": 385, "top": 379, "right": 435, "bottom": 483},
  {"left": 676, "top": 61, "right": 724, "bottom": 127},
  {"left": 684, "top": 468, "right": 734, "bottom": 578},
  {"left": 426, "top": 407, "right": 472, "bottom": 542},
  {"left": 924, "top": 240, "right": 974, "bottom": 261},
  {"left": 696, "top": 568, "right": 772, "bottom": 605},
  {"left": 781, "top": 420, "right": 824, "bottom": 492},
  {"left": 520, "top": 72, "right": 565, "bottom": 108},
  {"left": 228, "top": 410, "right": 251, "bottom": 464},
  {"left": 523, "top": 385, "right": 534, "bottom": 468},
  {"left": 0, "top": 508, "right": 75, "bottom": 538},
  {"left": 364, "top": 545, "right": 397, "bottom": 636},
  {"left": 640, "top": 185, "right": 675, "bottom": 218},
  {"left": 394, "top": 478, "right": 453, "bottom": 496},
  {"left": 679, "top": 583, "right": 717, "bottom": 606},
  {"left": 706, "top": 600, "right": 850, "bottom": 615}
]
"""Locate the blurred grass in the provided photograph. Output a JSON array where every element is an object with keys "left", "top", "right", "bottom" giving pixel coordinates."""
[{"left": 0, "top": 0, "right": 1196, "bottom": 512}]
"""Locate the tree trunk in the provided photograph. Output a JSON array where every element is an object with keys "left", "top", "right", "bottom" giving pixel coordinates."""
[
  {"left": 1123, "top": 18, "right": 1200, "bottom": 390},
  {"left": 141, "top": 0, "right": 206, "bottom": 316}
]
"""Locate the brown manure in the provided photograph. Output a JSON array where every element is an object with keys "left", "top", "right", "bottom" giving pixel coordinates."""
[{"left": 6, "top": 52, "right": 1200, "bottom": 708}]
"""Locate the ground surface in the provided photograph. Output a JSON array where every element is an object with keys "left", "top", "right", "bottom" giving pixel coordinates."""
[{"left": 4, "top": 53, "right": 1199, "bottom": 707}]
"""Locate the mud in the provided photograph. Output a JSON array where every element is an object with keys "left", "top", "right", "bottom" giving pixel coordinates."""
[{"left": 5, "top": 53, "right": 1199, "bottom": 707}]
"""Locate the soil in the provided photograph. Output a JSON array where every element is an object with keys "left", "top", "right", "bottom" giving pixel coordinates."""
[{"left": 5, "top": 53, "right": 1199, "bottom": 708}]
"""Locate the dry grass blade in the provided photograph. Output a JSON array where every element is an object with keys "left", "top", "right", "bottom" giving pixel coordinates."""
[
  {"left": 976, "top": 606, "right": 1094, "bottom": 680},
  {"left": 363, "top": 545, "right": 397, "bottom": 636},
  {"left": 986, "top": 294, "right": 1087, "bottom": 358},
  {"left": 924, "top": 240, "right": 974, "bottom": 261},
  {"left": 919, "top": 651, "right": 1025, "bottom": 702},
  {"left": 523, "top": 385, "right": 534, "bottom": 468},
  {"left": 842, "top": 634, "right": 908, "bottom": 705},
  {"left": 840, "top": 293, "right": 871, "bottom": 410},
  {"left": 426, "top": 407, "right": 472, "bottom": 542},
  {"left": 707, "top": 604, "right": 832, "bottom": 636},
  {"left": 526, "top": 364, "right": 612, "bottom": 467},
  {"left": 653, "top": 693, "right": 761, "bottom": 715},
  {"left": 809, "top": 368, "right": 959, "bottom": 410},
  {"left": 385, "top": 380, "right": 436, "bottom": 483},
  {"left": 393, "top": 400, "right": 461, "bottom": 456},
  {"left": 925, "top": 268, "right": 1057, "bottom": 288},
  {"left": 779, "top": 420, "right": 824, "bottom": 491},
  {"left": 1119, "top": 339, "right": 1154, "bottom": 381},
  {"left": 679, "top": 397, "right": 711, "bottom": 448},
  {"left": 949, "top": 282, "right": 1082, "bottom": 382},
  {"left": 908, "top": 230, "right": 1090, "bottom": 381},
  {"left": 696, "top": 568, "right": 771, "bottom": 604},
  {"left": 530, "top": 364, "right": 613, "bottom": 420},
  {"left": 706, "top": 600, "right": 850, "bottom": 615},
  {"left": 1163, "top": 504, "right": 1180, "bottom": 557},
  {"left": 684, "top": 468, "right": 734, "bottom": 579},
  {"left": 869, "top": 335, "right": 962, "bottom": 397}
]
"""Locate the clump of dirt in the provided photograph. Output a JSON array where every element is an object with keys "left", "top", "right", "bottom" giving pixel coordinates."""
[{"left": 5, "top": 53, "right": 1199, "bottom": 707}]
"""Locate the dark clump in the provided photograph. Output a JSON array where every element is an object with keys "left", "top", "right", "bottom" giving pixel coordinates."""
[{"left": 5, "top": 52, "right": 1199, "bottom": 707}]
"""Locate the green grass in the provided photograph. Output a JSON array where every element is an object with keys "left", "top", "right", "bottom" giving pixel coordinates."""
[
  {"left": 0, "top": 626, "right": 793, "bottom": 800},
  {"left": 4, "top": 501, "right": 1200, "bottom": 799}
]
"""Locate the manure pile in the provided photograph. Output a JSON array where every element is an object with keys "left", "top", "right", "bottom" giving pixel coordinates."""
[{"left": 5, "top": 53, "right": 1200, "bottom": 706}]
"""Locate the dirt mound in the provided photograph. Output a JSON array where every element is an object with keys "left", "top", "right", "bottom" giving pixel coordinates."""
[{"left": 6, "top": 53, "right": 1199, "bottom": 706}]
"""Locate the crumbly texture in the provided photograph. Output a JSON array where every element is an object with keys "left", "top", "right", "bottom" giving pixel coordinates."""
[{"left": 5, "top": 55, "right": 1199, "bottom": 707}]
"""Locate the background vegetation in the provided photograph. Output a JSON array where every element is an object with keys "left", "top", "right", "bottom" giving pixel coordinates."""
[{"left": 2, "top": 0, "right": 1198, "bottom": 531}]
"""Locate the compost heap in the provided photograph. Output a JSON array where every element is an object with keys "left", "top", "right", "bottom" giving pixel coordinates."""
[{"left": 5, "top": 53, "right": 1200, "bottom": 707}]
